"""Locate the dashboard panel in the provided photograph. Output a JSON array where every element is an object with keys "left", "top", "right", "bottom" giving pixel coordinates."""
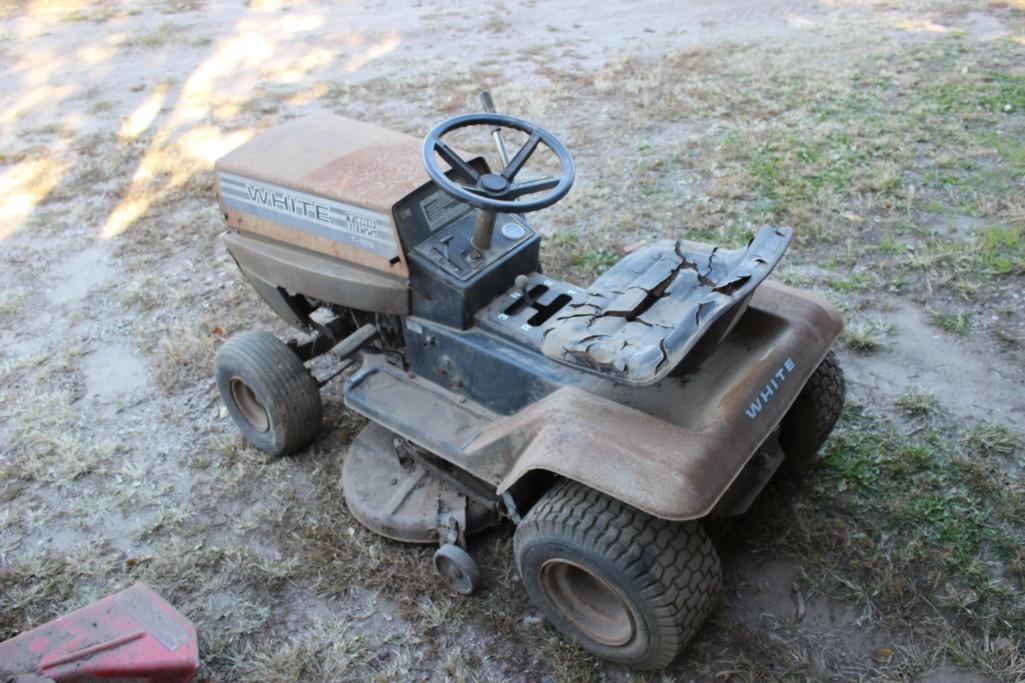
[{"left": 393, "top": 171, "right": 533, "bottom": 282}]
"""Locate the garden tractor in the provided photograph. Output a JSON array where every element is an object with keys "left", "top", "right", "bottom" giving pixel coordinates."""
[{"left": 211, "top": 93, "right": 844, "bottom": 670}]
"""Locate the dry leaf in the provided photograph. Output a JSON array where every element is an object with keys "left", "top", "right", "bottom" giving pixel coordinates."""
[{"left": 993, "top": 637, "right": 1014, "bottom": 653}]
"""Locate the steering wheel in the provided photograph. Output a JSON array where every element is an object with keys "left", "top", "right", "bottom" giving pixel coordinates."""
[{"left": 422, "top": 113, "right": 575, "bottom": 214}]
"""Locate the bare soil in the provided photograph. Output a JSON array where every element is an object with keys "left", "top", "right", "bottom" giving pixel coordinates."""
[{"left": 2, "top": 1, "right": 1024, "bottom": 681}]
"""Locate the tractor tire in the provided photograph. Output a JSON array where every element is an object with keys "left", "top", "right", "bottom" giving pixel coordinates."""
[
  {"left": 513, "top": 480, "right": 721, "bottom": 670},
  {"left": 214, "top": 331, "right": 322, "bottom": 456},
  {"left": 778, "top": 349, "right": 845, "bottom": 471}
]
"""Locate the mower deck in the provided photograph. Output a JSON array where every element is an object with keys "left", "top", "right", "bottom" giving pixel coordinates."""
[{"left": 342, "top": 422, "right": 500, "bottom": 544}]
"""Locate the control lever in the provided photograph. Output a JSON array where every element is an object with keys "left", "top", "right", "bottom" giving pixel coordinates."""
[
  {"left": 433, "top": 233, "right": 468, "bottom": 270},
  {"left": 479, "top": 90, "right": 510, "bottom": 166},
  {"left": 440, "top": 234, "right": 454, "bottom": 261},
  {"left": 515, "top": 274, "right": 533, "bottom": 307}
]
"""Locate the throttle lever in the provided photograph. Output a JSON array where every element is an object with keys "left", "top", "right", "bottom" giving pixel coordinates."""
[{"left": 479, "top": 90, "right": 511, "bottom": 166}]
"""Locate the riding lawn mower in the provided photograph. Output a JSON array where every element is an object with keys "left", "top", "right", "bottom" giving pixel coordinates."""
[{"left": 211, "top": 92, "right": 844, "bottom": 670}]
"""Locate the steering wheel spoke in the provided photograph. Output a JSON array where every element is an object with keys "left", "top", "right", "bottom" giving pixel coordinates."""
[
  {"left": 507, "top": 176, "right": 560, "bottom": 199},
  {"left": 456, "top": 182, "right": 490, "bottom": 196},
  {"left": 433, "top": 140, "right": 480, "bottom": 184},
  {"left": 501, "top": 130, "right": 542, "bottom": 181}
]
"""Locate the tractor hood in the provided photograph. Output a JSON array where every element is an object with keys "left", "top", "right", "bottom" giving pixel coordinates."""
[{"left": 214, "top": 113, "right": 429, "bottom": 277}]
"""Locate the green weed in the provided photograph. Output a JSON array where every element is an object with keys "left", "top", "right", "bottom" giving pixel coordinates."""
[
  {"left": 810, "top": 406, "right": 1025, "bottom": 634},
  {"left": 930, "top": 309, "right": 970, "bottom": 334},
  {"left": 895, "top": 388, "right": 940, "bottom": 418}
]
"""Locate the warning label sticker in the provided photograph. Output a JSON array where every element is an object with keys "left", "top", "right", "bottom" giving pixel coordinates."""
[{"left": 420, "top": 190, "right": 472, "bottom": 231}]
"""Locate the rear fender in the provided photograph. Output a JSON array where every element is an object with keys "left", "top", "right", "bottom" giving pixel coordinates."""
[{"left": 474, "top": 281, "right": 842, "bottom": 521}]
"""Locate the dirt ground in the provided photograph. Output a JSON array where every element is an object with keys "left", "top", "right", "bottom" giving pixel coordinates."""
[{"left": 2, "top": 1, "right": 1025, "bottom": 681}]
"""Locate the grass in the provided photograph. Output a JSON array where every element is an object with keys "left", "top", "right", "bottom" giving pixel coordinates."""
[
  {"left": 843, "top": 316, "right": 894, "bottom": 352},
  {"left": 978, "top": 225, "right": 1025, "bottom": 275},
  {"left": 571, "top": 248, "right": 620, "bottom": 279},
  {"left": 88, "top": 99, "right": 117, "bottom": 116},
  {"left": 233, "top": 619, "right": 368, "bottom": 682},
  {"left": 0, "top": 289, "right": 23, "bottom": 317},
  {"left": 751, "top": 405, "right": 1025, "bottom": 677},
  {"left": 930, "top": 309, "right": 971, "bottom": 335},
  {"left": 895, "top": 387, "right": 941, "bottom": 418},
  {"left": 154, "top": 322, "right": 219, "bottom": 390},
  {"left": 966, "top": 422, "right": 1021, "bottom": 457},
  {"left": 1, "top": 2, "right": 1025, "bottom": 681},
  {"left": 120, "top": 21, "right": 192, "bottom": 49},
  {"left": 61, "top": 7, "right": 138, "bottom": 23}
]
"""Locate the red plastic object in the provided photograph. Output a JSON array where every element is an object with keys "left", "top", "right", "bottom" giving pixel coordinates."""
[{"left": 0, "top": 582, "right": 199, "bottom": 682}]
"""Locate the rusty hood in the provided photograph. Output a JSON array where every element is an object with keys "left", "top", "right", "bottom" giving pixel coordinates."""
[{"left": 214, "top": 113, "right": 431, "bottom": 277}]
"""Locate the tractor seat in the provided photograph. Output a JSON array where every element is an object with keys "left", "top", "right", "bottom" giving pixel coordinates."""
[{"left": 540, "top": 226, "right": 792, "bottom": 385}]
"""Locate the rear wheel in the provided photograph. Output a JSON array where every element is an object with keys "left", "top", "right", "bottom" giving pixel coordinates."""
[
  {"left": 214, "top": 331, "right": 322, "bottom": 456},
  {"left": 514, "top": 480, "right": 720, "bottom": 670},
  {"left": 779, "top": 349, "right": 845, "bottom": 471}
]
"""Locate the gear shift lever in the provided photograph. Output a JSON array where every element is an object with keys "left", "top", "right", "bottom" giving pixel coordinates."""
[{"left": 515, "top": 274, "right": 532, "bottom": 307}]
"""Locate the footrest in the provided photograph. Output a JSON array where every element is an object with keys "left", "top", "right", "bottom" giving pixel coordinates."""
[{"left": 344, "top": 358, "right": 496, "bottom": 473}]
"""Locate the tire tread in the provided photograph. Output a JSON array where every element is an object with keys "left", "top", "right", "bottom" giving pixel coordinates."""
[
  {"left": 779, "top": 349, "right": 845, "bottom": 470},
  {"left": 515, "top": 481, "right": 721, "bottom": 670},
  {"left": 214, "top": 331, "right": 322, "bottom": 455}
]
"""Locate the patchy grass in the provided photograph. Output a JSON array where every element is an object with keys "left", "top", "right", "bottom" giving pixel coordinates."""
[
  {"left": 61, "top": 6, "right": 139, "bottom": 23},
  {"left": 233, "top": 619, "right": 369, "bottom": 682},
  {"left": 0, "top": 289, "right": 24, "bottom": 317},
  {"left": 843, "top": 316, "right": 894, "bottom": 352},
  {"left": 978, "top": 225, "right": 1025, "bottom": 275},
  {"left": 930, "top": 308, "right": 971, "bottom": 335},
  {"left": 571, "top": 248, "right": 620, "bottom": 279},
  {"left": 120, "top": 21, "right": 191, "bottom": 48},
  {"left": 895, "top": 387, "right": 940, "bottom": 418},
  {"left": 154, "top": 322, "right": 219, "bottom": 390},
  {"left": 747, "top": 404, "right": 1025, "bottom": 678},
  {"left": 966, "top": 422, "right": 1021, "bottom": 458}
]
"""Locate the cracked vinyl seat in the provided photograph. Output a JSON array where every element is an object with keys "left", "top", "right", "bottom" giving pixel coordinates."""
[{"left": 540, "top": 226, "right": 792, "bottom": 385}]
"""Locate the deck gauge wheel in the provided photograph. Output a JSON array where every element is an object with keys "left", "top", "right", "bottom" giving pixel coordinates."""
[{"left": 433, "top": 543, "right": 481, "bottom": 595}]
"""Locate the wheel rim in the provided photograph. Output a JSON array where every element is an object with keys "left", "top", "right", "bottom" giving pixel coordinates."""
[
  {"left": 228, "top": 377, "right": 269, "bottom": 432},
  {"left": 539, "top": 558, "right": 636, "bottom": 647},
  {"left": 437, "top": 557, "right": 471, "bottom": 593}
]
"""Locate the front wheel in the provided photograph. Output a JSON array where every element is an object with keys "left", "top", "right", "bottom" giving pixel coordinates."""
[
  {"left": 214, "top": 331, "right": 322, "bottom": 456},
  {"left": 514, "top": 481, "right": 721, "bottom": 670}
]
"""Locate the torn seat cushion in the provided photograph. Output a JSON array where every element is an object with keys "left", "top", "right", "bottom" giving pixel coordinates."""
[{"left": 540, "top": 226, "right": 792, "bottom": 385}]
